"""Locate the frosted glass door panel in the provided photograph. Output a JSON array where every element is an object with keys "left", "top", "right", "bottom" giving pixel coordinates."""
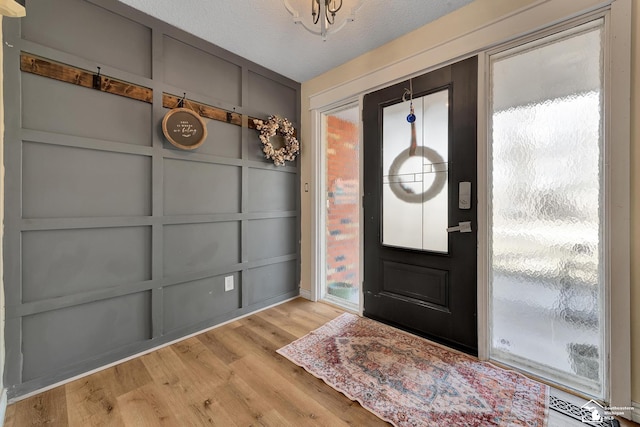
[
  {"left": 382, "top": 90, "right": 449, "bottom": 252},
  {"left": 489, "top": 20, "right": 604, "bottom": 397}
]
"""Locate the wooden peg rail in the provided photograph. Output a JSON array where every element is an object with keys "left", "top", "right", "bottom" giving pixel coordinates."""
[
  {"left": 162, "top": 93, "right": 242, "bottom": 126},
  {"left": 20, "top": 53, "right": 153, "bottom": 103},
  {"left": 19, "top": 53, "right": 268, "bottom": 132}
]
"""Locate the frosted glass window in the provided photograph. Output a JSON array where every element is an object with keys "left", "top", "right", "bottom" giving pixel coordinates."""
[
  {"left": 382, "top": 90, "right": 449, "bottom": 252},
  {"left": 489, "top": 20, "right": 604, "bottom": 397}
]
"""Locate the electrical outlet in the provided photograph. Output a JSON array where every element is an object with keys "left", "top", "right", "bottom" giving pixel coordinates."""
[{"left": 224, "top": 276, "right": 234, "bottom": 292}]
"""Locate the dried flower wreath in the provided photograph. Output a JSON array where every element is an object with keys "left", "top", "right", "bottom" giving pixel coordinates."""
[{"left": 253, "top": 115, "right": 299, "bottom": 166}]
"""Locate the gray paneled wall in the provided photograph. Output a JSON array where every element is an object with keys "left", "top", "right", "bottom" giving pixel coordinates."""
[{"left": 2, "top": 0, "right": 300, "bottom": 398}]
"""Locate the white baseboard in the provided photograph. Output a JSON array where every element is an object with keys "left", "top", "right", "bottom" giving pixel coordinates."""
[
  {"left": 299, "top": 287, "right": 312, "bottom": 300},
  {"left": 10, "top": 295, "right": 301, "bottom": 404},
  {"left": 632, "top": 401, "right": 639, "bottom": 423}
]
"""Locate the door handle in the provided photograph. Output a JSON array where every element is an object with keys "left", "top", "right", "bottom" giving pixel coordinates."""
[{"left": 447, "top": 221, "right": 472, "bottom": 233}]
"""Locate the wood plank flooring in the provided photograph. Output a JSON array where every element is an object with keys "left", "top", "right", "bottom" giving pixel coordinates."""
[
  {"left": 5, "top": 297, "right": 639, "bottom": 426},
  {"left": 4, "top": 298, "right": 388, "bottom": 426}
]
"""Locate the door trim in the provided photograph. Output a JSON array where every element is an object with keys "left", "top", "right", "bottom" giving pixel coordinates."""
[
  {"left": 310, "top": 98, "right": 364, "bottom": 313},
  {"left": 604, "top": 0, "right": 631, "bottom": 408},
  {"left": 476, "top": 52, "right": 490, "bottom": 361},
  {"left": 309, "top": 108, "right": 321, "bottom": 302}
]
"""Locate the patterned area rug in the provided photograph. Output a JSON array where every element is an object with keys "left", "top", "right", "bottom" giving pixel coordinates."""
[{"left": 277, "top": 313, "right": 549, "bottom": 427}]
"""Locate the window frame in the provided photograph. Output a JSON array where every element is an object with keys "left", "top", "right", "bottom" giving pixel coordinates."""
[{"left": 478, "top": 3, "right": 631, "bottom": 406}]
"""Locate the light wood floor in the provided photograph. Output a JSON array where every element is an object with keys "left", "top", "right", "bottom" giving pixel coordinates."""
[
  {"left": 4, "top": 298, "right": 388, "bottom": 426},
  {"left": 4, "top": 297, "right": 638, "bottom": 427}
]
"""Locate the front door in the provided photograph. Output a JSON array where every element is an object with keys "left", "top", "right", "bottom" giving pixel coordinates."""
[{"left": 363, "top": 56, "right": 478, "bottom": 354}]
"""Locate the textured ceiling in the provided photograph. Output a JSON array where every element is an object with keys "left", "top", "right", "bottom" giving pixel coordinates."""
[{"left": 117, "top": 0, "right": 475, "bottom": 82}]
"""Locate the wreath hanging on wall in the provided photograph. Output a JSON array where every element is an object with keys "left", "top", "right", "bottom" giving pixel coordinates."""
[{"left": 253, "top": 115, "right": 299, "bottom": 166}]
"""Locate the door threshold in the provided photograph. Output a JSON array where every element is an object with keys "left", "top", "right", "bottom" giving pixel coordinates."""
[{"left": 320, "top": 295, "right": 359, "bottom": 314}]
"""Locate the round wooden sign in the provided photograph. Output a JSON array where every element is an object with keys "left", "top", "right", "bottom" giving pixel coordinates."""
[{"left": 162, "top": 108, "right": 208, "bottom": 150}]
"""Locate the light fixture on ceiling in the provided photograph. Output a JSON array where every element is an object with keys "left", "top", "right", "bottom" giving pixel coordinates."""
[{"left": 284, "top": 0, "right": 364, "bottom": 41}]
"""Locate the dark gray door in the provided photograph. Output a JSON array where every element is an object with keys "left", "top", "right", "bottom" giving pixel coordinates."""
[{"left": 363, "top": 56, "right": 478, "bottom": 354}]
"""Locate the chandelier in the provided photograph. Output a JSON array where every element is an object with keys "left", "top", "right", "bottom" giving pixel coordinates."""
[{"left": 284, "top": 0, "right": 364, "bottom": 40}]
